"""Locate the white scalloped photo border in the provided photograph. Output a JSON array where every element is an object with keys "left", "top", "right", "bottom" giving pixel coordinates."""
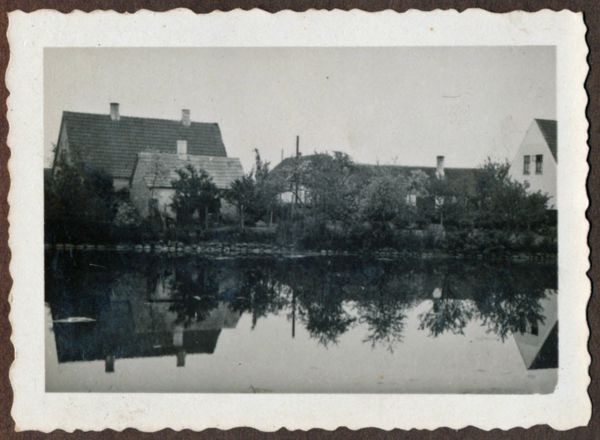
[{"left": 6, "top": 8, "right": 590, "bottom": 432}]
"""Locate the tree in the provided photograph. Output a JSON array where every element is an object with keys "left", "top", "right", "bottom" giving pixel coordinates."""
[
  {"left": 45, "top": 158, "right": 117, "bottom": 242},
  {"left": 472, "top": 158, "right": 549, "bottom": 230},
  {"left": 252, "top": 149, "right": 279, "bottom": 226},
  {"left": 302, "top": 152, "right": 360, "bottom": 224},
  {"left": 359, "top": 173, "right": 408, "bottom": 223},
  {"left": 225, "top": 173, "right": 256, "bottom": 230},
  {"left": 426, "top": 170, "right": 468, "bottom": 227},
  {"left": 170, "top": 164, "right": 220, "bottom": 228}
]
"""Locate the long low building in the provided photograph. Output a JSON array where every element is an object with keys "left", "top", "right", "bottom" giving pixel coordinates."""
[{"left": 269, "top": 153, "right": 479, "bottom": 206}]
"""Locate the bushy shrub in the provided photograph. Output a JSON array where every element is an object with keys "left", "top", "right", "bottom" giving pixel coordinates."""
[{"left": 113, "top": 199, "right": 141, "bottom": 228}]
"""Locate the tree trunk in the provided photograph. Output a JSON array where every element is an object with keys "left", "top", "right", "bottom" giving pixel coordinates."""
[
  {"left": 204, "top": 206, "right": 209, "bottom": 230},
  {"left": 240, "top": 205, "right": 245, "bottom": 231},
  {"left": 269, "top": 208, "right": 273, "bottom": 227}
]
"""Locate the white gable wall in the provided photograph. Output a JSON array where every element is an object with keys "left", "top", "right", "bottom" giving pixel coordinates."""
[
  {"left": 508, "top": 121, "right": 557, "bottom": 208},
  {"left": 512, "top": 289, "right": 557, "bottom": 368}
]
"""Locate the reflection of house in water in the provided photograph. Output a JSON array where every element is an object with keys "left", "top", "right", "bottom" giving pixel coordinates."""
[
  {"left": 513, "top": 289, "right": 558, "bottom": 369},
  {"left": 50, "top": 268, "right": 241, "bottom": 373}
]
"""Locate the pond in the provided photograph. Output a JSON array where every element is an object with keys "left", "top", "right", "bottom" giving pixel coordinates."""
[{"left": 45, "top": 252, "right": 558, "bottom": 393}]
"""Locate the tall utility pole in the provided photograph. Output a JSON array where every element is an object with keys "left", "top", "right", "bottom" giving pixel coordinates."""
[
  {"left": 291, "top": 135, "right": 300, "bottom": 217},
  {"left": 291, "top": 288, "right": 296, "bottom": 339}
]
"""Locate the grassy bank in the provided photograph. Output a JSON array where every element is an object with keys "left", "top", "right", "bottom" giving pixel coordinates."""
[{"left": 45, "top": 221, "right": 556, "bottom": 261}]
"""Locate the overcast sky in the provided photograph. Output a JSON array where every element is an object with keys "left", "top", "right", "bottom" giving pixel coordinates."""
[{"left": 44, "top": 47, "right": 555, "bottom": 172}]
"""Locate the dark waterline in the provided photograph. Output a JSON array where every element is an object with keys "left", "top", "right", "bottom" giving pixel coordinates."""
[{"left": 45, "top": 251, "right": 558, "bottom": 393}]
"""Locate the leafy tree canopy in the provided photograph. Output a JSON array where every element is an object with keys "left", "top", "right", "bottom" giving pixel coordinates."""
[{"left": 170, "top": 164, "right": 220, "bottom": 226}]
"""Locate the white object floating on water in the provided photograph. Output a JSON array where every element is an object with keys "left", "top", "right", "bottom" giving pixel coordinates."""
[
  {"left": 53, "top": 317, "right": 96, "bottom": 324},
  {"left": 432, "top": 287, "right": 443, "bottom": 299}
]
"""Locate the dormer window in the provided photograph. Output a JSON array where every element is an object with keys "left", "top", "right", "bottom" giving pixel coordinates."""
[{"left": 177, "top": 140, "right": 188, "bottom": 159}]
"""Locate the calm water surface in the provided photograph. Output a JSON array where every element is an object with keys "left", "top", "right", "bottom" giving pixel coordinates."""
[{"left": 45, "top": 252, "right": 557, "bottom": 393}]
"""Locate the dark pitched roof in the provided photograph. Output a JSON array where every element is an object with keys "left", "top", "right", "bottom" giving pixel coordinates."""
[
  {"left": 51, "top": 300, "right": 241, "bottom": 363},
  {"left": 59, "top": 111, "right": 228, "bottom": 179},
  {"left": 270, "top": 154, "right": 479, "bottom": 194},
  {"left": 354, "top": 163, "right": 478, "bottom": 180},
  {"left": 355, "top": 164, "right": 480, "bottom": 195},
  {"left": 268, "top": 154, "right": 320, "bottom": 184},
  {"left": 54, "top": 326, "right": 222, "bottom": 363},
  {"left": 133, "top": 152, "right": 244, "bottom": 189},
  {"left": 535, "top": 119, "right": 557, "bottom": 162}
]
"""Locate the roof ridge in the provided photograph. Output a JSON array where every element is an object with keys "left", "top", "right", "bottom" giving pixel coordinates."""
[
  {"left": 275, "top": 155, "right": 476, "bottom": 171},
  {"left": 138, "top": 151, "right": 240, "bottom": 160},
  {"left": 63, "top": 110, "right": 219, "bottom": 126},
  {"left": 357, "top": 163, "right": 475, "bottom": 170}
]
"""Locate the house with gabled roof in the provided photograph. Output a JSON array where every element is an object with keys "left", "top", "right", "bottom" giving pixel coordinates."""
[
  {"left": 508, "top": 119, "right": 557, "bottom": 208},
  {"left": 54, "top": 103, "right": 229, "bottom": 189},
  {"left": 52, "top": 103, "right": 243, "bottom": 218},
  {"left": 130, "top": 152, "right": 244, "bottom": 218}
]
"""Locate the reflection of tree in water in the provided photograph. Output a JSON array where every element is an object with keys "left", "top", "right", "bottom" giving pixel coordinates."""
[
  {"left": 417, "top": 264, "right": 553, "bottom": 340},
  {"left": 229, "top": 265, "right": 288, "bottom": 329},
  {"left": 141, "top": 256, "right": 555, "bottom": 345},
  {"left": 300, "top": 299, "right": 355, "bottom": 347},
  {"left": 418, "top": 299, "right": 475, "bottom": 336},
  {"left": 474, "top": 268, "right": 548, "bottom": 341},
  {"left": 167, "top": 263, "right": 220, "bottom": 327},
  {"left": 417, "top": 267, "right": 477, "bottom": 337},
  {"left": 353, "top": 267, "right": 416, "bottom": 352},
  {"left": 478, "top": 292, "right": 546, "bottom": 341},
  {"left": 359, "top": 300, "right": 407, "bottom": 352},
  {"left": 285, "top": 261, "right": 356, "bottom": 347}
]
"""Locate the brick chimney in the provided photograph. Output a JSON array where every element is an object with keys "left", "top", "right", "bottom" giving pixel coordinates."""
[
  {"left": 436, "top": 155, "right": 445, "bottom": 179},
  {"left": 181, "top": 109, "right": 191, "bottom": 127},
  {"left": 110, "top": 102, "right": 120, "bottom": 121}
]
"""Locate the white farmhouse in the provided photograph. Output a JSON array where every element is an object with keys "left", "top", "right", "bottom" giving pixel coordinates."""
[{"left": 508, "top": 119, "right": 557, "bottom": 208}]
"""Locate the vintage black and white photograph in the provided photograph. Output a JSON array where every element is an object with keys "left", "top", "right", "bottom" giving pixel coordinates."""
[
  {"left": 7, "top": 9, "right": 590, "bottom": 432},
  {"left": 42, "top": 46, "right": 559, "bottom": 393}
]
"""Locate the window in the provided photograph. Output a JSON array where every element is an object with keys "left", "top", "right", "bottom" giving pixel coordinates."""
[
  {"left": 177, "top": 140, "right": 188, "bottom": 159},
  {"left": 535, "top": 154, "right": 543, "bottom": 174},
  {"left": 531, "top": 321, "right": 539, "bottom": 336},
  {"left": 523, "top": 155, "right": 530, "bottom": 175}
]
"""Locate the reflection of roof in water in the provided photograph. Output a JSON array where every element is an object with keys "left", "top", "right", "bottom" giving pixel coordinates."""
[
  {"left": 53, "top": 327, "right": 221, "bottom": 363},
  {"left": 50, "top": 299, "right": 240, "bottom": 364},
  {"left": 512, "top": 290, "right": 558, "bottom": 370},
  {"left": 135, "top": 302, "right": 241, "bottom": 332}
]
